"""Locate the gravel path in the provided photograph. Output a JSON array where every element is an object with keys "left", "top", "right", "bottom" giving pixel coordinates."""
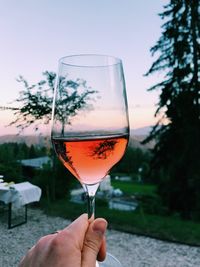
[{"left": 0, "top": 208, "right": 200, "bottom": 267}]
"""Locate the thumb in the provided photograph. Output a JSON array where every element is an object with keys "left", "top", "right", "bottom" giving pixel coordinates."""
[{"left": 82, "top": 218, "right": 107, "bottom": 267}]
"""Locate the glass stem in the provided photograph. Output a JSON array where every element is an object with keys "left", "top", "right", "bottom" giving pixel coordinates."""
[
  {"left": 86, "top": 193, "right": 95, "bottom": 219},
  {"left": 83, "top": 183, "right": 100, "bottom": 220}
]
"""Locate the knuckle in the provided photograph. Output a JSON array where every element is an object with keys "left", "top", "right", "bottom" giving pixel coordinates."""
[
  {"left": 50, "top": 235, "right": 62, "bottom": 250},
  {"left": 50, "top": 230, "right": 75, "bottom": 252}
]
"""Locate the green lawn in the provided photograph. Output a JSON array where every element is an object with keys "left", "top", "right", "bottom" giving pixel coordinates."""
[
  {"left": 112, "top": 180, "right": 156, "bottom": 196},
  {"left": 41, "top": 197, "right": 200, "bottom": 246}
]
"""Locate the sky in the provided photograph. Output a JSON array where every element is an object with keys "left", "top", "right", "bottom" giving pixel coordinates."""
[{"left": 0, "top": 0, "right": 167, "bottom": 136}]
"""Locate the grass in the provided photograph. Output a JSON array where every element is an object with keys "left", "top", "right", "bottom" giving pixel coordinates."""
[
  {"left": 41, "top": 197, "right": 200, "bottom": 246},
  {"left": 112, "top": 180, "right": 157, "bottom": 196},
  {"left": 39, "top": 180, "right": 200, "bottom": 246}
]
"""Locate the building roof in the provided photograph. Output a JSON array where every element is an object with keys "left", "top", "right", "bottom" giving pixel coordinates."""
[{"left": 19, "top": 156, "right": 52, "bottom": 169}]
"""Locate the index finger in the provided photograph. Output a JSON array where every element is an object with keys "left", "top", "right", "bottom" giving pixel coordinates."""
[{"left": 62, "top": 214, "right": 89, "bottom": 249}]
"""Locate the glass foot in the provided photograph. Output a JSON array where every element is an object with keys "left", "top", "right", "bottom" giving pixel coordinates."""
[{"left": 97, "top": 252, "right": 122, "bottom": 267}]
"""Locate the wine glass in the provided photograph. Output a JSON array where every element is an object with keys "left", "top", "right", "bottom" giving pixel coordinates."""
[{"left": 51, "top": 54, "right": 129, "bottom": 266}]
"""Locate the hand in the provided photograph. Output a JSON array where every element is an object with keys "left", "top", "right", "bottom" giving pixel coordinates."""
[{"left": 19, "top": 214, "right": 107, "bottom": 267}]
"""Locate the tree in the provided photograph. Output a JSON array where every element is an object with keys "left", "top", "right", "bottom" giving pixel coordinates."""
[
  {"left": 0, "top": 71, "right": 97, "bottom": 201},
  {"left": 2, "top": 71, "right": 96, "bottom": 133},
  {"left": 145, "top": 0, "right": 200, "bottom": 219},
  {"left": 111, "top": 146, "right": 151, "bottom": 181}
]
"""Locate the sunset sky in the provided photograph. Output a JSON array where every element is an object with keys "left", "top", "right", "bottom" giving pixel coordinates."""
[{"left": 0, "top": 0, "right": 168, "bottom": 135}]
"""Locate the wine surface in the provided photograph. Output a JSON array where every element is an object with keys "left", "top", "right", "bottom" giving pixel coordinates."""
[{"left": 52, "top": 134, "right": 128, "bottom": 184}]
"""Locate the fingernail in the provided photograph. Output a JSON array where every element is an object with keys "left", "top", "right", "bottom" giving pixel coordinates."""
[{"left": 92, "top": 219, "right": 107, "bottom": 235}]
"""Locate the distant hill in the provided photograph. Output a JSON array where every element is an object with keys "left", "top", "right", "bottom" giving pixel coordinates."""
[
  {"left": 0, "top": 126, "right": 155, "bottom": 150},
  {"left": 130, "top": 126, "right": 153, "bottom": 136},
  {"left": 128, "top": 135, "right": 154, "bottom": 150},
  {"left": 129, "top": 126, "right": 154, "bottom": 150},
  {"left": 0, "top": 134, "right": 51, "bottom": 147}
]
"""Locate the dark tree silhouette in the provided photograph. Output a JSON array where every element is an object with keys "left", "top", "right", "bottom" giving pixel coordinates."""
[
  {"left": 1, "top": 71, "right": 96, "bottom": 133},
  {"left": 145, "top": 0, "right": 200, "bottom": 219}
]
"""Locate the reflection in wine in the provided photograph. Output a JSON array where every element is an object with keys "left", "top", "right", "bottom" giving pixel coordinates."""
[{"left": 52, "top": 134, "right": 128, "bottom": 185}]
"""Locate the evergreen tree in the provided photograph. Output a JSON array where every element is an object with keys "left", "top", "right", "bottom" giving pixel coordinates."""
[
  {"left": 29, "top": 145, "right": 37, "bottom": 158},
  {"left": 111, "top": 146, "right": 151, "bottom": 181},
  {"left": 145, "top": 0, "right": 200, "bottom": 219}
]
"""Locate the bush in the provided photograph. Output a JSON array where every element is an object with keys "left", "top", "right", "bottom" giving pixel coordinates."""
[
  {"left": 138, "top": 194, "right": 168, "bottom": 216},
  {"left": 96, "top": 198, "right": 108, "bottom": 208},
  {"left": 32, "top": 157, "right": 75, "bottom": 202}
]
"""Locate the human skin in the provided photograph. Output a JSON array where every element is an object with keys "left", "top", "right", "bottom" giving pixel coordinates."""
[{"left": 18, "top": 214, "right": 107, "bottom": 267}]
